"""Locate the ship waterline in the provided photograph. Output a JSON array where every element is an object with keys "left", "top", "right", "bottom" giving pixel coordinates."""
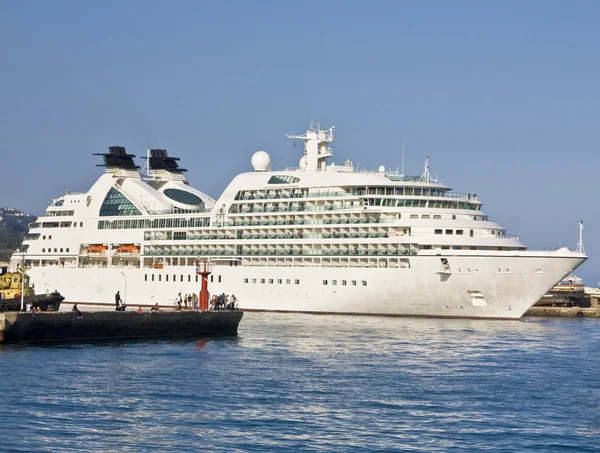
[{"left": 16, "top": 124, "right": 586, "bottom": 319}]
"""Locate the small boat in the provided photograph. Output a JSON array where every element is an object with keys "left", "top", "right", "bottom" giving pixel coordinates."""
[
  {"left": 0, "top": 271, "right": 64, "bottom": 312},
  {"left": 0, "top": 291, "right": 64, "bottom": 312}
]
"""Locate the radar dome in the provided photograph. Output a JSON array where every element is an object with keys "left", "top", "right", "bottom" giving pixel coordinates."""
[
  {"left": 299, "top": 155, "right": 308, "bottom": 170},
  {"left": 251, "top": 151, "right": 271, "bottom": 172},
  {"left": 378, "top": 165, "right": 385, "bottom": 173}
]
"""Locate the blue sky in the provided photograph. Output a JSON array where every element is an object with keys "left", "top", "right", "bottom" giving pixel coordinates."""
[{"left": 1, "top": 1, "right": 599, "bottom": 283}]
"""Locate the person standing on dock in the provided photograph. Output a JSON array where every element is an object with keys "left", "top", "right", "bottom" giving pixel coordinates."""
[{"left": 115, "top": 291, "right": 122, "bottom": 311}]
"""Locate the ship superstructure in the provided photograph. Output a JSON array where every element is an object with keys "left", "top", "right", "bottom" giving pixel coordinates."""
[{"left": 16, "top": 124, "right": 586, "bottom": 318}]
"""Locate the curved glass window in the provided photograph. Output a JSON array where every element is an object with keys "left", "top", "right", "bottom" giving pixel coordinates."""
[
  {"left": 99, "top": 187, "right": 141, "bottom": 217},
  {"left": 52, "top": 199, "right": 64, "bottom": 207},
  {"left": 163, "top": 189, "right": 203, "bottom": 206},
  {"left": 268, "top": 175, "right": 300, "bottom": 184}
]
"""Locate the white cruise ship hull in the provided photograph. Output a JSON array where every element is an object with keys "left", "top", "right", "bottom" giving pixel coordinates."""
[{"left": 28, "top": 251, "right": 585, "bottom": 320}]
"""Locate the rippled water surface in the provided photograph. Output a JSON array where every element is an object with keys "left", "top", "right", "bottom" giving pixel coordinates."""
[{"left": 1, "top": 313, "right": 599, "bottom": 452}]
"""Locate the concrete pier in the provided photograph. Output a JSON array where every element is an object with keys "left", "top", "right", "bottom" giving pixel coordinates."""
[
  {"left": 525, "top": 307, "right": 600, "bottom": 318},
  {"left": 0, "top": 310, "right": 243, "bottom": 344}
]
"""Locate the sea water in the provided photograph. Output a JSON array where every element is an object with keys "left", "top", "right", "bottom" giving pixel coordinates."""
[{"left": 0, "top": 313, "right": 599, "bottom": 452}]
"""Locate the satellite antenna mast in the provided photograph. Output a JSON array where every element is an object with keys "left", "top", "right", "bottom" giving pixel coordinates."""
[
  {"left": 401, "top": 140, "right": 405, "bottom": 176},
  {"left": 576, "top": 221, "right": 585, "bottom": 254}
]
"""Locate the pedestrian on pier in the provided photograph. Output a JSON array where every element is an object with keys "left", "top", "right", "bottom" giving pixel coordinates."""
[
  {"left": 115, "top": 291, "right": 122, "bottom": 311},
  {"left": 72, "top": 304, "right": 83, "bottom": 319}
]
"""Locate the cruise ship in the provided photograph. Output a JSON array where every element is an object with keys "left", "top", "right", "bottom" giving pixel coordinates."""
[{"left": 15, "top": 124, "right": 586, "bottom": 319}]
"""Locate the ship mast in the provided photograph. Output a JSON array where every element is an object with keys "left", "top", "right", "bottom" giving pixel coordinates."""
[{"left": 286, "top": 123, "right": 335, "bottom": 172}]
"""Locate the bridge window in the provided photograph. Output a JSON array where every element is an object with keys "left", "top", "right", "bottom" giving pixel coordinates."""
[{"left": 268, "top": 175, "right": 300, "bottom": 184}]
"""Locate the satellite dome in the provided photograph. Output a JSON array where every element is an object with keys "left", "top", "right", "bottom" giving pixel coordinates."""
[
  {"left": 378, "top": 165, "right": 385, "bottom": 173},
  {"left": 251, "top": 151, "right": 271, "bottom": 172},
  {"left": 299, "top": 155, "right": 308, "bottom": 170}
]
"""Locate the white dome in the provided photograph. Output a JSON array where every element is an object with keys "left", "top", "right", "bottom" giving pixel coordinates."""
[
  {"left": 251, "top": 151, "right": 271, "bottom": 172},
  {"left": 378, "top": 165, "right": 385, "bottom": 173},
  {"left": 299, "top": 155, "right": 308, "bottom": 170}
]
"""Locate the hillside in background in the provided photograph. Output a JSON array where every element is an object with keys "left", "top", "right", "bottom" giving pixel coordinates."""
[{"left": 0, "top": 208, "right": 37, "bottom": 261}]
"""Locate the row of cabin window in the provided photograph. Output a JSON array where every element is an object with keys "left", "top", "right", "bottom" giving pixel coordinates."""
[
  {"left": 40, "top": 222, "right": 84, "bottom": 228},
  {"left": 45, "top": 210, "right": 75, "bottom": 217},
  {"left": 324, "top": 280, "right": 366, "bottom": 286},
  {"left": 144, "top": 274, "right": 222, "bottom": 283},
  {"left": 41, "top": 248, "right": 70, "bottom": 253},
  {"left": 434, "top": 229, "right": 471, "bottom": 236},
  {"left": 98, "top": 217, "right": 210, "bottom": 230},
  {"left": 403, "top": 214, "right": 488, "bottom": 221},
  {"left": 244, "top": 278, "right": 300, "bottom": 285}
]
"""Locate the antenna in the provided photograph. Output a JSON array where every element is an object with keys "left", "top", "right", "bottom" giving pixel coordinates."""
[
  {"left": 576, "top": 221, "right": 585, "bottom": 254},
  {"left": 146, "top": 148, "right": 151, "bottom": 177},
  {"left": 401, "top": 140, "right": 405, "bottom": 176}
]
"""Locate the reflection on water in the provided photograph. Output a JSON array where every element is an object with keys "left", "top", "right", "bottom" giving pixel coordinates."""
[{"left": 0, "top": 313, "right": 599, "bottom": 452}]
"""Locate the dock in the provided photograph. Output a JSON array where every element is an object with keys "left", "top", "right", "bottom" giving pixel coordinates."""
[{"left": 0, "top": 310, "right": 243, "bottom": 344}]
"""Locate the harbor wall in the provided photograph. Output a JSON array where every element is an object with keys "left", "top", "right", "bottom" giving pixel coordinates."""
[
  {"left": 0, "top": 310, "right": 242, "bottom": 344},
  {"left": 525, "top": 307, "right": 600, "bottom": 318}
]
